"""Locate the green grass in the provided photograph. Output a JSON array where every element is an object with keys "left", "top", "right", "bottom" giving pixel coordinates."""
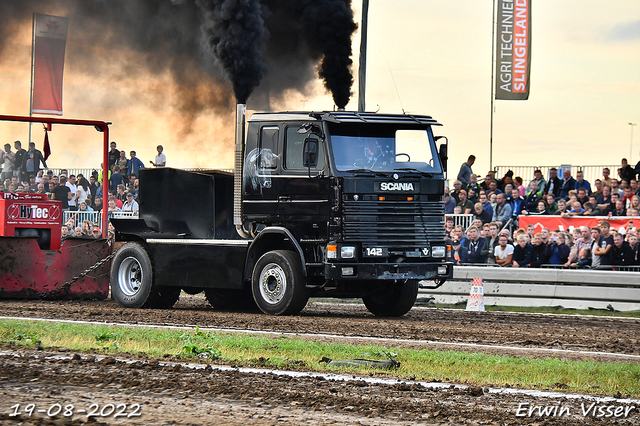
[{"left": 0, "top": 318, "right": 638, "bottom": 397}]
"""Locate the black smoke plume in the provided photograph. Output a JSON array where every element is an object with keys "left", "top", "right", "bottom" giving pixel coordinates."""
[
  {"left": 0, "top": 0, "right": 357, "bottom": 112},
  {"left": 196, "top": 0, "right": 266, "bottom": 104}
]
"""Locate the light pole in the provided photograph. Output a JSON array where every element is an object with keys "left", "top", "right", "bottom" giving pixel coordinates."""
[{"left": 630, "top": 123, "right": 637, "bottom": 162}]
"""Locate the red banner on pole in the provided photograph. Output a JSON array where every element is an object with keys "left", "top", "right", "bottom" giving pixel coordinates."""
[
  {"left": 32, "top": 14, "right": 69, "bottom": 116},
  {"left": 495, "top": 0, "right": 531, "bottom": 100}
]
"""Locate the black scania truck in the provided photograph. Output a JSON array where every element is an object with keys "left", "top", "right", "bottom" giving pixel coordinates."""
[{"left": 110, "top": 105, "right": 453, "bottom": 316}]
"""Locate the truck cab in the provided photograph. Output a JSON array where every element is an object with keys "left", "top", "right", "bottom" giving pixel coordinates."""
[{"left": 239, "top": 111, "right": 452, "bottom": 315}]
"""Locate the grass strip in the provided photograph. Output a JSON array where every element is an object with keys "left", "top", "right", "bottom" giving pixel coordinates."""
[{"left": 0, "top": 318, "right": 638, "bottom": 397}]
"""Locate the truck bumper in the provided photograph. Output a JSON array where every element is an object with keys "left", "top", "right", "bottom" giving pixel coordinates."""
[{"left": 324, "top": 261, "right": 453, "bottom": 281}]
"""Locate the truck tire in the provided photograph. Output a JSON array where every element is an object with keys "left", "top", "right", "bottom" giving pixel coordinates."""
[
  {"left": 362, "top": 280, "right": 419, "bottom": 317},
  {"left": 110, "top": 242, "right": 155, "bottom": 308},
  {"left": 251, "top": 250, "right": 309, "bottom": 315},
  {"left": 147, "top": 286, "right": 181, "bottom": 309},
  {"left": 205, "top": 288, "right": 258, "bottom": 311}
]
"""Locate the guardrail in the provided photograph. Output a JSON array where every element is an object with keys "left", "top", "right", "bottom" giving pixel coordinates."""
[
  {"left": 63, "top": 210, "right": 138, "bottom": 231},
  {"left": 493, "top": 165, "right": 618, "bottom": 188},
  {"left": 446, "top": 214, "right": 474, "bottom": 231},
  {"left": 419, "top": 265, "right": 640, "bottom": 311}
]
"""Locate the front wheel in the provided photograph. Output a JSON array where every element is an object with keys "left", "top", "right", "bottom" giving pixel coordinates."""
[
  {"left": 252, "top": 250, "right": 309, "bottom": 315},
  {"left": 362, "top": 280, "right": 419, "bottom": 317}
]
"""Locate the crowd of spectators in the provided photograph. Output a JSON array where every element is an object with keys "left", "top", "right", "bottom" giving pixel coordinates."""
[
  {"left": 446, "top": 156, "right": 640, "bottom": 268},
  {"left": 446, "top": 218, "right": 640, "bottom": 268},
  {"left": 1, "top": 140, "right": 166, "bottom": 239},
  {"left": 448, "top": 158, "right": 640, "bottom": 227}
]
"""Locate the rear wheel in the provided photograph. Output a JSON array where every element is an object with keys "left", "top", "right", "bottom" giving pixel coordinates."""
[
  {"left": 110, "top": 242, "right": 181, "bottom": 309},
  {"left": 110, "top": 242, "right": 154, "bottom": 308},
  {"left": 362, "top": 280, "right": 419, "bottom": 317},
  {"left": 251, "top": 250, "right": 309, "bottom": 315}
]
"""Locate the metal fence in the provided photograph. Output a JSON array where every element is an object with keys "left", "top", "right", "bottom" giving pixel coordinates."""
[
  {"left": 446, "top": 214, "right": 474, "bottom": 231},
  {"left": 62, "top": 211, "right": 138, "bottom": 231},
  {"left": 493, "top": 165, "right": 620, "bottom": 187}
]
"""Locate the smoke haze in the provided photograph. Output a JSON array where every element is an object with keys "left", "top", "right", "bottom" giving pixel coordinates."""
[{"left": 0, "top": 0, "right": 357, "bottom": 168}]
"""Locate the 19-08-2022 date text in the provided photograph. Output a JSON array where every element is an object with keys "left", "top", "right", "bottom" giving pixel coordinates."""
[{"left": 9, "top": 402, "right": 141, "bottom": 418}]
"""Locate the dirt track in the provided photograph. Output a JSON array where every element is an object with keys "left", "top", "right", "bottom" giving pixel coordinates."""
[{"left": 1, "top": 297, "right": 639, "bottom": 425}]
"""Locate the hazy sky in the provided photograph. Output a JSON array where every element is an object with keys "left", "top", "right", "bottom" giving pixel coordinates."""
[{"left": 0, "top": 0, "right": 639, "bottom": 176}]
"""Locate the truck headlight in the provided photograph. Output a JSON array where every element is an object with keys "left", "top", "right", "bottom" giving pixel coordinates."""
[
  {"left": 431, "top": 246, "right": 446, "bottom": 258},
  {"left": 340, "top": 246, "right": 356, "bottom": 259}
]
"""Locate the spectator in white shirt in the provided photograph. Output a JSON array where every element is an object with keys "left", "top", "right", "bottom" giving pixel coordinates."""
[{"left": 150, "top": 145, "right": 166, "bottom": 167}]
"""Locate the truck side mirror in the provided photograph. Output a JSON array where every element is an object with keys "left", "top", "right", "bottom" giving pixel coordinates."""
[
  {"left": 303, "top": 137, "right": 319, "bottom": 168},
  {"left": 438, "top": 142, "right": 448, "bottom": 172}
]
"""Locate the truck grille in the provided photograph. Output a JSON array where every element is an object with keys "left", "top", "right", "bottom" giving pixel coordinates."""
[{"left": 343, "top": 200, "right": 445, "bottom": 244}]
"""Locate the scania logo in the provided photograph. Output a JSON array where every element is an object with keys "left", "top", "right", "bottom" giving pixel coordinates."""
[{"left": 380, "top": 182, "right": 415, "bottom": 191}]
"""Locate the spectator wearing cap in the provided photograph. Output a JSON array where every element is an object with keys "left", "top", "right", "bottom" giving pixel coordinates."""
[
  {"left": 456, "top": 155, "right": 475, "bottom": 190},
  {"left": 92, "top": 227, "right": 103, "bottom": 239},
  {"left": 457, "top": 189, "right": 473, "bottom": 214},
  {"left": 121, "top": 192, "right": 139, "bottom": 213},
  {"left": 127, "top": 151, "right": 145, "bottom": 178}
]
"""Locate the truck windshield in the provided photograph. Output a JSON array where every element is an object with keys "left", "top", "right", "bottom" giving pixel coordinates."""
[{"left": 330, "top": 128, "right": 442, "bottom": 173}]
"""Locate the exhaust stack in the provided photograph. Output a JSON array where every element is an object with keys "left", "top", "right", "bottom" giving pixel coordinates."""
[{"left": 234, "top": 103, "right": 249, "bottom": 238}]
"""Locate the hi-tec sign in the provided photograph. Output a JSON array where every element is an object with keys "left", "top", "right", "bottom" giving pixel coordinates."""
[
  {"left": 375, "top": 182, "right": 419, "bottom": 192},
  {"left": 6, "top": 203, "right": 61, "bottom": 222}
]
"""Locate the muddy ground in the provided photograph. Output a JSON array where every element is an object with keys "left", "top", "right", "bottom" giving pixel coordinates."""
[{"left": 0, "top": 297, "right": 639, "bottom": 425}]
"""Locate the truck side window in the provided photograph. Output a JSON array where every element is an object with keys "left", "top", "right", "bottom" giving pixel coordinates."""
[
  {"left": 285, "top": 127, "right": 324, "bottom": 170},
  {"left": 259, "top": 127, "right": 279, "bottom": 170}
]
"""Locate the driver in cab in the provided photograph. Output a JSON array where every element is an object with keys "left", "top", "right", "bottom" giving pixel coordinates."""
[{"left": 362, "top": 139, "right": 388, "bottom": 167}]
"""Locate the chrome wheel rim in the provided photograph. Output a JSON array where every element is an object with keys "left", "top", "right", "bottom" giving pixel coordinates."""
[
  {"left": 259, "top": 262, "right": 286, "bottom": 305},
  {"left": 118, "top": 256, "right": 143, "bottom": 296}
]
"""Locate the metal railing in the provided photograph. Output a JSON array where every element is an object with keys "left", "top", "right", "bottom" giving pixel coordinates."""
[
  {"left": 493, "top": 165, "right": 620, "bottom": 188},
  {"left": 446, "top": 214, "right": 474, "bottom": 231},
  {"left": 63, "top": 210, "right": 138, "bottom": 231}
]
